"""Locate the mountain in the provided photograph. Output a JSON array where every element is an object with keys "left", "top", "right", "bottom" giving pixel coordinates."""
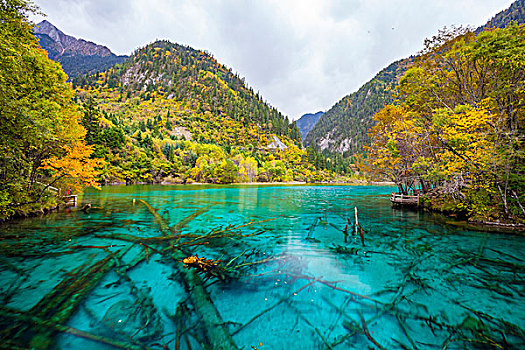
[
  {"left": 305, "top": 58, "right": 412, "bottom": 155},
  {"left": 305, "top": 0, "right": 525, "bottom": 156},
  {"left": 74, "top": 40, "right": 301, "bottom": 145},
  {"left": 71, "top": 40, "right": 329, "bottom": 184},
  {"left": 477, "top": 0, "right": 525, "bottom": 32},
  {"left": 296, "top": 111, "right": 323, "bottom": 142},
  {"left": 34, "top": 20, "right": 127, "bottom": 79}
]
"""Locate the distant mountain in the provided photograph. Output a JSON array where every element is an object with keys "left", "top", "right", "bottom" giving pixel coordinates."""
[
  {"left": 305, "top": 0, "right": 525, "bottom": 156},
  {"left": 296, "top": 111, "right": 323, "bottom": 142},
  {"left": 34, "top": 20, "right": 127, "bottom": 79}
]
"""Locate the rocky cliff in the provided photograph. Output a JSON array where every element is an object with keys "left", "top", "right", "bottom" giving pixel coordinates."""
[{"left": 34, "top": 20, "right": 127, "bottom": 79}]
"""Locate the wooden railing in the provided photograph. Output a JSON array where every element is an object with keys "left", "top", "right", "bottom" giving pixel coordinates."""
[{"left": 63, "top": 195, "right": 77, "bottom": 207}]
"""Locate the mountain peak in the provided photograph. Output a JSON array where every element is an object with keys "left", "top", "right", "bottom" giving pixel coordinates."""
[
  {"left": 33, "top": 20, "right": 128, "bottom": 79},
  {"left": 36, "top": 19, "right": 55, "bottom": 30},
  {"left": 296, "top": 111, "right": 324, "bottom": 142},
  {"left": 34, "top": 20, "right": 115, "bottom": 58}
]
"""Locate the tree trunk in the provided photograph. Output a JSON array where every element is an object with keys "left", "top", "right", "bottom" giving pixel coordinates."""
[{"left": 497, "top": 184, "right": 509, "bottom": 215}]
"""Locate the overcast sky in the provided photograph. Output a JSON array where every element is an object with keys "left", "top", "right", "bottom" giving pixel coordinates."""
[{"left": 31, "top": 0, "right": 515, "bottom": 120}]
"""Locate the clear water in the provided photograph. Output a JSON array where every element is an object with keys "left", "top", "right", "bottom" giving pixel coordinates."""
[{"left": 1, "top": 184, "right": 524, "bottom": 349}]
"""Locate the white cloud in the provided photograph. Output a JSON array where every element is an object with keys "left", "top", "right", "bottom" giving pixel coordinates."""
[{"left": 31, "top": 0, "right": 516, "bottom": 119}]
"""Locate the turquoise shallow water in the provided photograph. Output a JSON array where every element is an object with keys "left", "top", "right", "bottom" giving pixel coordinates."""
[{"left": 0, "top": 184, "right": 524, "bottom": 349}]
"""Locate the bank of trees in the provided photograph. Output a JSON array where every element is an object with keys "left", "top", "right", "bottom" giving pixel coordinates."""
[
  {"left": 0, "top": 0, "right": 103, "bottom": 219},
  {"left": 79, "top": 98, "right": 332, "bottom": 185},
  {"left": 364, "top": 25, "right": 525, "bottom": 222}
]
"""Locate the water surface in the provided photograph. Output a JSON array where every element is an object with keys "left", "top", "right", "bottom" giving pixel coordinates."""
[{"left": 1, "top": 185, "right": 524, "bottom": 349}]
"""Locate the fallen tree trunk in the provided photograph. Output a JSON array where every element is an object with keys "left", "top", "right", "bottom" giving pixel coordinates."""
[
  {"left": 2, "top": 245, "right": 135, "bottom": 348},
  {"left": 0, "top": 306, "right": 150, "bottom": 350},
  {"left": 139, "top": 199, "right": 238, "bottom": 350}
]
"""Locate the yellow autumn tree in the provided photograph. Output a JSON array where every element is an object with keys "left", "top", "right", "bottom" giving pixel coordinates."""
[
  {"left": 41, "top": 141, "right": 105, "bottom": 192},
  {"left": 364, "top": 105, "right": 436, "bottom": 194},
  {"left": 366, "top": 24, "right": 525, "bottom": 221}
]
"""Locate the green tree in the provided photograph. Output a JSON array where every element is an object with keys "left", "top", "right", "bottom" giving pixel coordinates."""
[
  {"left": 215, "top": 159, "right": 238, "bottom": 184},
  {"left": 0, "top": 0, "right": 102, "bottom": 218},
  {"left": 81, "top": 98, "right": 102, "bottom": 145}
]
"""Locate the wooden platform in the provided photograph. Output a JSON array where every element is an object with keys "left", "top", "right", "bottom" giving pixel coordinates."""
[{"left": 390, "top": 193, "right": 420, "bottom": 206}]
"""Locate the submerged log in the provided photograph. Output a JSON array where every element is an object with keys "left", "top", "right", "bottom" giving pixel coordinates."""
[
  {"left": 0, "top": 306, "right": 148, "bottom": 350},
  {"left": 139, "top": 199, "right": 238, "bottom": 350},
  {"left": 2, "top": 245, "right": 135, "bottom": 348}
]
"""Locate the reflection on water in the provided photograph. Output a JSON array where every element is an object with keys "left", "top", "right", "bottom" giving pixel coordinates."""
[{"left": 0, "top": 184, "right": 524, "bottom": 349}]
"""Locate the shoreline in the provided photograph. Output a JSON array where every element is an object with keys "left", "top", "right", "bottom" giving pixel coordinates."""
[
  {"left": 3, "top": 184, "right": 521, "bottom": 233},
  {"left": 2, "top": 204, "right": 60, "bottom": 222},
  {"left": 106, "top": 180, "right": 397, "bottom": 186}
]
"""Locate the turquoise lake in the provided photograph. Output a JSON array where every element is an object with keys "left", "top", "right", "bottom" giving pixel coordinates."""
[{"left": 0, "top": 184, "right": 524, "bottom": 349}]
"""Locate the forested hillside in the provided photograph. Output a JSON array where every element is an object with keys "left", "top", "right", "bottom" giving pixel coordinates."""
[
  {"left": 72, "top": 40, "right": 338, "bottom": 184},
  {"left": 306, "top": 0, "right": 525, "bottom": 156},
  {"left": 304, "top": 59, "right": 412, "bottom": 155},
  {"left": 477, "top": 0, "right": 525, "bottom": 32}
]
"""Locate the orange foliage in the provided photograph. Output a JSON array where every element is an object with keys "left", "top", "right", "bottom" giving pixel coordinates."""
[{"left": 41, "top": 141, "right": 105, "bottom": 189}]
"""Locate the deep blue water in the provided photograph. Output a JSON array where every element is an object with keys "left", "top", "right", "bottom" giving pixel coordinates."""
[{"left": 0, "top": 184, "right": 524, "bottom": 349}]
